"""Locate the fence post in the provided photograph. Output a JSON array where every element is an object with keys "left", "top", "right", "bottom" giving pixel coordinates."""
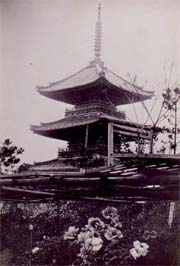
[
  {"left": 108, "top": 121, "right": 114, "bottom": 167},
  {"left": 168, "top": 202, "right": 175, "bottom": 228}
]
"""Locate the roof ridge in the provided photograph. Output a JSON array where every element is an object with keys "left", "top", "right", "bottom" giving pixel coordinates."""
[
  {"left": 105, "top": 67, "right": 154, "bottom": 94},
  {"left": 37, "top": 65, "right": 95, "bottom": 90}
]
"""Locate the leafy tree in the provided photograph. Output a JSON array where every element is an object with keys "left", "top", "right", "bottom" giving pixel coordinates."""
[{"left": 0, "top": 138, "right": 24, "bottom": 173}]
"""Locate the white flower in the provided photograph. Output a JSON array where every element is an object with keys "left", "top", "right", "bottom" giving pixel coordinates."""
[
  {"left": 133, "top": 240, "right": 149, "bottom": 256},
  {"left": 104, "top": 226, "right": 123, "bottom": 240},
  {"left": 140, "top": 243, "right": 149, "bottom": 256},
  {"left": 111, "top": 215, "right": 119, "bottom": 224},
  {"left": 84, "top": 237, "right": 93, "bottom": 251},
  {"left": 130, "top": 240, "right": 149, "bottom": 260},
  {"left": 84, "top": 236, "right": 103, "bottom": 252},
  {"left": 130, "top": 248, "right": 140, "bottom": 260},
  {"left": 64, "top": 226, "right": 79, "bottom": 240},
  {"left": 32, "top": 247, "right": 40, "bottom": 254},
  {"left": 77, "top": 230, "right": 94, "bottom": 243},
  {"left": 87, "top": 217, "right": 105, "bottom": 231},
  {"left": 111, "top": 215, "right": 122, "bottom": 229},
  {"left": 102, "top": 206, "right": 118, "bottom": 219},
  {"left": 133, "top": 240, "right": 141, "bottom": 249},
  {"left": 91, "top": 237, "right": 103, "bottom": 252}
]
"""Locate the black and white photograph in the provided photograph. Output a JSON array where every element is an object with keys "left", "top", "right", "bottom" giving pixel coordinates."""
[{"left": 0, "top": 0, "right": 180, "bottom": 265}]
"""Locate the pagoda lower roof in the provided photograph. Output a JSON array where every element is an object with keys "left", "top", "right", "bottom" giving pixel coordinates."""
[
  {"left": 30, "top": 112, "right": 153, "bottom": 140},
  {"left": 37, "top": 61, "right": 154, "bottom": 105},
  {"left": 31, "top": 114, "right": 99, "bottom": 134}
]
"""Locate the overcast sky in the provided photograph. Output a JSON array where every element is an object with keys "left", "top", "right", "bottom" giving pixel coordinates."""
[{"left": 1, "top": 0, "right": 180, "bottom": 163}]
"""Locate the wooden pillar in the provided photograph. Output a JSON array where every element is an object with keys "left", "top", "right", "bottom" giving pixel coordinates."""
[
  {"left": 108, "top": 121, "right": 114, "bottom": 167},
  {"left": 85, "top": 124, "right": 89, "bottom": 150},
  {"left": 149, "top": 129, "right": 154, "bottom": 154}
]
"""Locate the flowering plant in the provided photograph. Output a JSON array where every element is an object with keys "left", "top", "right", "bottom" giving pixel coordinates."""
[{"left": 63, "top": 206, "right": 151, "bottom": 265}]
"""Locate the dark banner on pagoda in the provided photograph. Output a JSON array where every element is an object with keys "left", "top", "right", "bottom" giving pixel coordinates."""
[{"left": 113, "top": 123, "right": 151, "bottom": 140}]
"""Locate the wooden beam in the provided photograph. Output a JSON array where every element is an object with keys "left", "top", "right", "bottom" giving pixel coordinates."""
[
  {"left": 0, "top": 176, "right": 102, "bottom": 187},
  {"left": 0, "top": 184, "right": 179, "bottom": 201},
  {"left": 1, "top": 186, "right": 55, "bottom": 197},
  {"left": 0, "top": 176, "right": 62, "bottom": 186}
]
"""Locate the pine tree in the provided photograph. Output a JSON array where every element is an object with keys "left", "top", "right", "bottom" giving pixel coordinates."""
[{"left": 0, "top": 139, "right": 24, "bottom": 173}]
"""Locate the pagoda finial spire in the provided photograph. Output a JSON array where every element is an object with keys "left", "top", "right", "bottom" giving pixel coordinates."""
[{"left": 94, "top": 3, "right": 102, "bottom": 60}]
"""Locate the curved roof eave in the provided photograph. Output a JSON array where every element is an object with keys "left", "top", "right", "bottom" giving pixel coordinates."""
[
  {"left": 30, "top": 113, "right": 154, "bottom": 134},
  {"left": 36, "top": 64, "right": 154, "bottom": 100}
]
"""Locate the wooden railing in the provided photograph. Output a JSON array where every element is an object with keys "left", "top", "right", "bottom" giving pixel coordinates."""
[{"left": 65, "top": 104, "right": 126, "bottom": 120}]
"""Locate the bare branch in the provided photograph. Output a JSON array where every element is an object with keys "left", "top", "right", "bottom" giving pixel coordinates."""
[{"left": 167, "top": 62, "right": 174, "bottom": 88}]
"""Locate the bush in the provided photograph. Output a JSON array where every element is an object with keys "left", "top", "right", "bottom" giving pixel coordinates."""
[{"left": 0, "top": 201, "right": 179, "bottom": 265}]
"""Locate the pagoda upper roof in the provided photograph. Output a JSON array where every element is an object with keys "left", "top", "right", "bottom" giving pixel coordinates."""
[{"left": 37, "top": 60, "right": 154, "bottom": 106}]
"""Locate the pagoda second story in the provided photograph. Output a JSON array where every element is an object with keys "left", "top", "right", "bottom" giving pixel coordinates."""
[{"left": 31, "top": 4, "right": 155, "bottom": 167}]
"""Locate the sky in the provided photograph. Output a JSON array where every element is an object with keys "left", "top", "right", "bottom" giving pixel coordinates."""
[{"left": 0, "top": 0, "right": 180, "bottom": 163}]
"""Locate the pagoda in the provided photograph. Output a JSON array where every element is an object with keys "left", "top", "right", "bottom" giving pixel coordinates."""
[{"left": 31, "top": 4, "right": 155, "bottom": 168}]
